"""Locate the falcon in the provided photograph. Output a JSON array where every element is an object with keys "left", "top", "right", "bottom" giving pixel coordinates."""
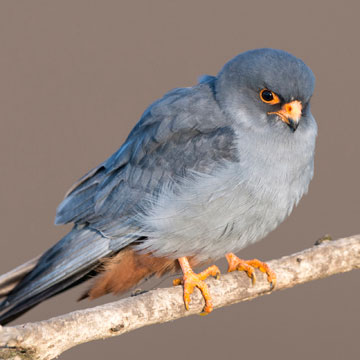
[{"left": 0, "top": 48, "right": 317, "bottom": 323}]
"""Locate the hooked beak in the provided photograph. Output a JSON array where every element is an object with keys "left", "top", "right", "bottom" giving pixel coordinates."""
[{"left": 268, "top": 100, "right": 302, "bottom": 132}]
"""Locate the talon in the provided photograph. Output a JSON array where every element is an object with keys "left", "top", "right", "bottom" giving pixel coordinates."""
[
  {"left": 250, "top": 272, "right": 256, "bottom": 285},
  {"left": 199, "top": 310, "right": 210, "bottom": 316},
  {"left": 173, "top": 278, "right": 182, "bottom": 286},
  {"left": 225, "top": 253, "right": 276, "bottom": 289},
  {"left": 176, "top": 257, "right": 220, "bottom": 313}
]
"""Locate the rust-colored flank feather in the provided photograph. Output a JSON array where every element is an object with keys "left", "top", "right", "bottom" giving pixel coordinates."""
[{"left": 84, "top": 247, "right": 178, "bottom": 300}]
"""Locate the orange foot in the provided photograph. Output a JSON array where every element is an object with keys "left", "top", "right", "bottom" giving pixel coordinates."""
[
  {"left": 173, "top": 257, "right": 220, "bottom": 313},
  {"left": 226, "top": 253, "right": 276, "bottom": 289}
]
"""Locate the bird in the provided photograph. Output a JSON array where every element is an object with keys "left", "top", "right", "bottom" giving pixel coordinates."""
[{"left": 0, "top": 48, "right": 317, "bottom": 324}]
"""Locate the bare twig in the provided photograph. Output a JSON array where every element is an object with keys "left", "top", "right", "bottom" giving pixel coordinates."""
[{"left": 0, "top": 235, "right": 359, "bottom": 360}]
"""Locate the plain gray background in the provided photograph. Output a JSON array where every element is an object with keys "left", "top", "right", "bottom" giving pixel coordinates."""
[{"left": 0, "top": 1, "right": 359, "bottom": 359}]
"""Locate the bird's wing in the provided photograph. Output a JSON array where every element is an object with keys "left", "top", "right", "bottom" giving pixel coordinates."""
[{"left": 55, "top": 78, "right": 239, "bottom": 238}]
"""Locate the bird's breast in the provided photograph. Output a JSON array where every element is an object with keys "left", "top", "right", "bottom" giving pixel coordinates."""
[{"left": 135, "top": 146, "right": 314, "bottom": 261}]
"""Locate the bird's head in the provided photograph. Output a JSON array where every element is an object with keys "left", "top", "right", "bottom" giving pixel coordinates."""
[{"left": 215, "top": 48, "right": 316, "bottom": 134}]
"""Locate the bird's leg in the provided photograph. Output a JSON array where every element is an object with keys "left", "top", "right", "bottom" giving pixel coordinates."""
[
  {"left": 173, "top": 257, "right": 220, "bottom": 313},
  {"left": 225, "top": 253, "right": 276, "bottom": 288}
]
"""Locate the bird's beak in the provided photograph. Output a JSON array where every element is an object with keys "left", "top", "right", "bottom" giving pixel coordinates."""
[{"left": 268, "top": 100, "right": 302, "bottom": 132}]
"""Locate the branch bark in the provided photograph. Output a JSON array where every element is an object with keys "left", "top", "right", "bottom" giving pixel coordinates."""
[{"left": 0, "top": 235, "right": 359, "bottom": 360}]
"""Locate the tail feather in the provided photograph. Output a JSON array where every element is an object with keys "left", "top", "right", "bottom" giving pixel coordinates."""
[
  {"left": 0, "top": 256, "right": 40, "bottom": 298},
  {"left": 0, "top": 226, "right": 131, "bottom": 324},
  {"left": 0, "top": 266, "right": 96, "bottom": 325}
]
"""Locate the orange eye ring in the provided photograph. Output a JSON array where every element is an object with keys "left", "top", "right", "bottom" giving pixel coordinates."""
[{"left": 260, "top": 89, "right": 281, "bottom": 105}]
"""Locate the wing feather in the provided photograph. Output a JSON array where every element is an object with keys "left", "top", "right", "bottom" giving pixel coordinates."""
[{"left": 55, "top": 78, "right": 239, "bottom": 237}]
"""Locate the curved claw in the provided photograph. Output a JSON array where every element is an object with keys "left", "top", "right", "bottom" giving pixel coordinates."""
[
  {"left": 250, "top": 271, "right": 256, "bottom": 285},
  {"left": 173, "top": 278, "right": 182, "bottom": 286},
  {"left": 246, "top": 258, "right": 276, "bottom": 287}
]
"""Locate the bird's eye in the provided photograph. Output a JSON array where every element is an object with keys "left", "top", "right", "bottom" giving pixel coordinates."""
[{"left": 260, "top": 89, "right": 280, "bottom": 105}]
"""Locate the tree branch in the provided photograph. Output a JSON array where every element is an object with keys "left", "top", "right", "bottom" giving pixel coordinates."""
[{"left": 0, "top": 235, "right": 359, "bottom": 360}]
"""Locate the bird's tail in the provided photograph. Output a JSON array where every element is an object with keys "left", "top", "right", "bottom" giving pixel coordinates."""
[
  {"left": 0, "top": 256, "right": 40, "bottom": 299},
  {"left": 0, "top": 226, "right": 118, "bottom": 325}
]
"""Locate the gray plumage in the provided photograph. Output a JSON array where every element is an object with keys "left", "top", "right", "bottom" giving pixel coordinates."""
[{"left": 0, "top": 48, "right": 317, "bottom": 324}]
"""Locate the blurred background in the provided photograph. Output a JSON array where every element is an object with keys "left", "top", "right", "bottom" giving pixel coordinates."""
[{"left": 0, "top": 1, "right": 359, "bottom": 359}]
